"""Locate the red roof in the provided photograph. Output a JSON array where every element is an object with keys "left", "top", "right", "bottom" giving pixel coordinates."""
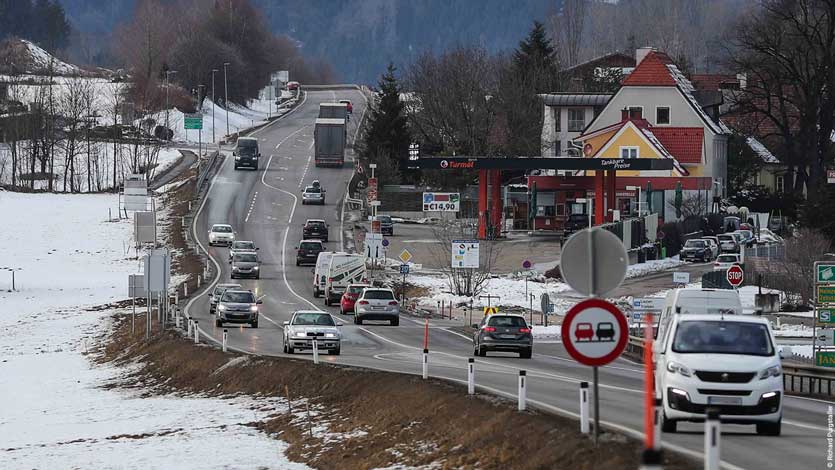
[
  {"left": 622, "top": 51, "right": 676, "bottom": 86},
  {"left": 652, "top": 127, "right": 703, "bottom": 164},
  {"left": 690, "top": 74, "right": 739, "bottom": 91}
]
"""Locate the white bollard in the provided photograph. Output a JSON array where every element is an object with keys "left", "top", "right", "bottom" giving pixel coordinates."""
[
  {"left": 197, "top": 275, "right": 201, "bottom": 288},
  {"left": 639, "top": 449, "right": 664, "bottom": 470},
  {"left": 187, "top": 317, "right": 193, "bottom": 338},
  {"left": 653, "top": 397, "right": 662, "bottom": 451},
  {"left": 580, "top": 381, "right": 590, "bottom": 434},
  {"left": 518, "top": 370, "right": 527, "bottom": 411},
  {"left": 175, "top": 290, "right": 179, "bottom": 305},
  {"left": 184, "top": 283, "right": 188, "bottom": 297},
  {"left": 704, "top": 408, "right": 721, "bottom": 470},
  {"left": 312, "top": 337, "right": 320, "bottom": 364},
  {"left": 467, "top": 358, "right": 475, "bottom": 395},
  {"left": 422, "top": 348, "right": 429, "bottom": 380},
  {"left": 222, "top": 329, "right": 228, "bottom": 352},
  {"left": 194, "top": 321, "right": 200, "bottom": 344},
  {"left": 175, "top": 311, "right": 181, "bottom": 329}
]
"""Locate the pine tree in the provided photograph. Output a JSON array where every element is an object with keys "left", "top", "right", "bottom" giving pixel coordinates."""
[
  {"left": 361, "top": 62, "right": 410, "bottom": 183},
  {"left": 513, "top": 21, "right": 557, "bottom": 80}
]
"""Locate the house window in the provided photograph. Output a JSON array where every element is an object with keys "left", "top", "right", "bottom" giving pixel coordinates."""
[
  {"left": 656, "top": 107, "right": 670, "bottom": 125},
  {"left": 568, "top": 109, "right": 585, "bottom": 132},
  {"left": 554, "top": 109, "right": 561, "bottom": 132},
  {"left": 620, "top": 146, "right": 639, "bottom": 159},
  {"left": 628, "top": 106, "right": 643, "bottom": 119},
  {"left": 776, "top": 175, "right": 785, "bottom": 193},
  {"left": 567, "top": 147, "right": 581, "bottom": 158},
  {"left": 554, "top": 140, "right": 561, "bottom": 156}
]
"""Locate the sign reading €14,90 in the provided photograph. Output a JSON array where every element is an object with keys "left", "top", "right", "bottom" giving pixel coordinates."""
[{"left": 423, "top": 192, "right": 460, "bottom": 212}]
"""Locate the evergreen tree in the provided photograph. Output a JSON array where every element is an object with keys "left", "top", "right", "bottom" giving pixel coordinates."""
[{"left": 361, "top": 62, "right": 410, "bottom": 183}]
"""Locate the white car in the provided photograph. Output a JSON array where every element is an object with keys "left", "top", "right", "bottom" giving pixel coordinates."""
[
  {"left": 656, "top": 314, "right": 782, "bottom": 435},
  {"left": 354, "top": 288, "right": 400, "bottom": 326},
  {"left": 208, "top": 224, "right": 235, "bottom": 246},
  {"left": 228, "top": 240, "right": 258, "bottom": 261},
  {"left": 283, "top": 310, "right": 343, "bottom": 355},
  {"left": 714, "top": 253, "right": 742, "bottom": 271}
]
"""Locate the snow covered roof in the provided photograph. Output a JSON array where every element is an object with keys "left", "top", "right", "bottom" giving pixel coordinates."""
[
  {"left": 666, "top": 63, "right": 731, "bottom": 135},
  {"left": 746, "top": 137, "right": 780, "bottom": 164}
]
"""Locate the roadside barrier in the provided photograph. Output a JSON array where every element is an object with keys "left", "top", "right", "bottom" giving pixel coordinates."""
[
  {"left": 704, "top": 409, "right": 720, "bottom": 470},
  {"left": 187, "top": 317, "right": 192, "bottom": 338},
  {"left": 467, "top": 358, "right": 475, "bottom": 395},
  {"left": 518, "top": 370, "right": 527, "bottom": 411},
  {"left": 222, "top": 329, "right": 228, "bottom": 353},
  {"left": 422, "top": 348, "right": 429, "bottom": 380},
  {"left": 580, "top": 382, "right": 590, "bottom": 434},
  {"left": 193, "top": 321, "right": 199, "bottom": 344}
]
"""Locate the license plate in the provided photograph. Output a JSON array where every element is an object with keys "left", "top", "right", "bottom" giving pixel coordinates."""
[
  {"left": 707, "top": 396, "right": 742, "bottom": 405},
  {"left": 499, "top": 334, "right": 517, "bottom": 339}
]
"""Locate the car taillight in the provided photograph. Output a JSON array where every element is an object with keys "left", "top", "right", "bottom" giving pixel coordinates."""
[
  {"left": 483, "top": 326, "right": 496, "bottom": 332},
  {"left": 298, "top": 249, "right": 304, "bottom": 254},
  {"left": 519, "top": 327, "right": 531, "bottom": 333},
  {"left": 358, "top": 300, "right": 369, "bottom": 305},
  {"left": 388, "top": 301, "right": 398, "bottom": 305}
]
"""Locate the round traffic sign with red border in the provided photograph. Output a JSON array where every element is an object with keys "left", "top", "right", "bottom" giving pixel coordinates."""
[
  {"left": 726, "top": 265, "right": 744, "bottom": 287},
  {"left": 561, "top": 299, "right": 628, "bottom": 367}
]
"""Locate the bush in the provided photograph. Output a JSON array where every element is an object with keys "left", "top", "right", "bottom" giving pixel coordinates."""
[{"left": 660, "top": 222, "right": 683, "bottom": 256}]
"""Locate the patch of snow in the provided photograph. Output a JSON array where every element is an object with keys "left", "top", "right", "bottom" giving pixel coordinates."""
[
  {"left": 626, "top": 256, "right": 685, "bottom": 278},
  {"left": 746, "top": 136, "right": 780, "bottom": 164},
  {"left": 771, "top": 323, "right": 813, "bottom": 337},
  {"left": 532, "top": 325, "right": 562, "bottom": 339},
  {"left": 13, "top": 39, "right": 85, "bottom": 75},
  {"left": 780, "top": 344, "right": 812, "bottom": 359}
]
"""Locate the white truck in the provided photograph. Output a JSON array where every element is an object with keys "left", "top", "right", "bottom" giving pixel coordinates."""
[{"left": 324, "top": 252, "right": 367, "bottom": 306}]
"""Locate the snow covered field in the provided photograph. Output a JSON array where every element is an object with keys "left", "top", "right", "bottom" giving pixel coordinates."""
[{"left": 0, "top": 192, "right": 304, "bottom": 469}]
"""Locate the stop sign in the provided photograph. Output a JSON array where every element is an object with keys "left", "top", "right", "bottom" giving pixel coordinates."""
[{"left": 726, "top": 265, "right": 744, "bottom": 287}]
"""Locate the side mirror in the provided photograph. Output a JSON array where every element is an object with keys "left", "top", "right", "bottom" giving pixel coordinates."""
[
  {"left": 228, "top": 260, "right": 232, "bottom": 264},
  {"left": 282, "top": 321, "right": 289, "bottom": 326},
  {"left": 336, "top": 322, "right": 344, "bottom": 327},
  {"left": 778, "top": 349, "right": 785, "bottom": 359},
  {"left": 232, "top": 151, "right": 236, "bottom": 156},
  {"left": 256, "top": 299, "right": 263, "bottom": 304},
  {"left": 471, "top": 324, "right": 479, "bottom": 329}
]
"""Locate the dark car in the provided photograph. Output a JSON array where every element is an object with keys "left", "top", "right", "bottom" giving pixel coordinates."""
[
  {"left": 296, "top": 239, "right": 325, "bottom": 266},
  {"left": 472, "top": 314, "right": 532, "bottom": 358},
  {"left": 303, "top": 219, "right": 329, "bottom": 242},
  {"left": 215, "top": 289, "right": 261, "bottom": 328},
  {"left": 374, "top": 214, "right": 394, "bottom": 236},
  {"left": 563, "top": 213, "right": 589, "bottom": 238},
  {"left": 233, "top": 137, "right": 260, "bottom": 170},
  {"left": 680, "top": 239, "right": 712, "bottom": 262}
]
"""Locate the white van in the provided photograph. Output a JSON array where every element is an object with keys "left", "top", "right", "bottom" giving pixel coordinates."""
[
  {"left": 312, "top": 251, "right": 334, "bottom": 298},
  {"left": 655, "top": 314, "right": 783, "bottom": 435},
  {"left": 656, "top": 289, "right": 742, "bottom": 342},
  {"left": 324, "top": 253, "right": 367, "bottom": 306}
]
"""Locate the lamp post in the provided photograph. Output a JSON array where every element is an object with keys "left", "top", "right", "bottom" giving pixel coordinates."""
[
  {"left": 626, "top": 185, "right": 642, "bottom": 217},
  {"left": 223, "top": 62, "right": 230, "bottom": 138},
  {"left": 211, "top": 68, "right": 218, "bottom": 146},
  {"left": 164, "top": 70, "right": 177, "bottom": 132}
]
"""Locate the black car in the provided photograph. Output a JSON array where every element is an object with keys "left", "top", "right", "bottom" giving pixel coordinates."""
[
  {"left": 303, "top": 219, "right": 329, "bottom": 242},
  {"left": 563, "top": 213, "right": 589, "bottom": 238},
  {"left": 375, "top": 215, "right": 394, "bottom": 236},
  {"left": 296, "top": 239, "right": 325, "bottom": 266},
  {"left": 233, "top": 137, "right": 260, "bottom": 170},
  {"left": 680, "top": 239, "right": 712, "bottom": 262},
  {"left": 472, "top": 314, "right": 533, "bottom": 358}
]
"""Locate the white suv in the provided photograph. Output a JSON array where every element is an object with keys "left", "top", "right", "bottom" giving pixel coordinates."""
[{"left": 656, "top": 314, "right": 782, "bottom": 435}]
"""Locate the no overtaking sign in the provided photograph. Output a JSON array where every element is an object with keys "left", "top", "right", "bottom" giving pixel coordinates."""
[{"left": 561, "top": 299, "right": 628, "bottom": 367}]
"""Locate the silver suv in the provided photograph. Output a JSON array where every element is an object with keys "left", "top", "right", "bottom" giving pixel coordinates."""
[
  {"left": 229, "top": 240, "right": 258, "bottom": 261},
  {"left": 216, "top": 289, "right": 261, "bottom": 328},
  {"left": 230, "top": 252, "right": 261, "bottom": 279},
  {"left": 209, "top": 283, "right": 241, "bottom": 314},
  {"left": 354, "top": 288, "right": 400, "bottom": 326}
]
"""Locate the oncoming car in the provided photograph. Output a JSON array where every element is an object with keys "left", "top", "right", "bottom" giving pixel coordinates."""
[
  {"left": 215, "top": 289, "right": 261, "bottom": 328},
  {"left": 283, "top": 310, "right": 343, "bottom": 355},
  {"left": 208, "top": 224, "right": 235, "bottom": 246},
  {"left": 209, "top": 283, "right": 241, "bottom": 314},
  {"left": 228, "top": 240, "right": 258, "bottom": 261}
]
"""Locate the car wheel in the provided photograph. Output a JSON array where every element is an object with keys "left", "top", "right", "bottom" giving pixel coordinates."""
[
  {"left": 313, "top": 289, "right": 320, "bottom": 298},
  {"left": 356, "top": 317, "right": 363, "bottom": 325},
  {"left": 325, "top": 296, "right": 331, "bottom": 306},
  {"left": 520, "top": 348, "right": 532, "bottom": 359},
  {"left": 330, "top": 348, "right": 341, "bottom": 356},
  {"left": 215, "top": 319, "right": 222, "bottom": 327},
  {"left": 251, "top": 321, "right": 258, "bottom": 328},
  {"left": 661, "top": 411, "right": 677, "bottom": 433},
  {"left": 756, "top": 419, "right": 781, "bottom": 436},
  {"left": 478, "top": 346, "right": 486, "bottom": 357},
  {"left": 287, "top": 345, "right": 294, "bottom": 354},
  {"left": 391, "top": 318, "right": 399, "bottom": 326}
]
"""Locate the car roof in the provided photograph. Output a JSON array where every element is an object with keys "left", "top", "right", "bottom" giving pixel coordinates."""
[
  {"left": 217, "top": 283, "right": 241, "bottom": 288},
  {"left": 232, "top": 240, "right": 255, "bottom": 245},
  {"left": 488, "top": 313, "right": 525, "bottom": 318},
  {"left": 293, "top": 310, "right": 329, "bottom": 315},
  {"left": 348, "top": 283, "right": 371, "bottom": 287},
  {"left": 675, "top": 313, "right": 768, "bottom": 324},
  {"left": 300, "top": 239, "right": 324, "bottom": 243},
  {"left": 306, "top": 219, "right": 326, "bottom": 223},
  {"left": 211, "top": 223, "right": 232, "bottom": 228},
  {"left": 222, "top": 289, "right": 254, "bottom": 295}
]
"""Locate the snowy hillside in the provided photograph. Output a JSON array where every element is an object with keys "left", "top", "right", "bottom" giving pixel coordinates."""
[{"left": 0, "top": 38, "right": 87, "bottom": 76}]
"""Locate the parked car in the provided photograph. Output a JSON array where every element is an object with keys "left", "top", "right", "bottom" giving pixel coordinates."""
[
  {"left": 338, "top": 99, "right": 353, "bottom": 114},
  {"left": 296, "top": 239, "right": 325, "bottom": 266},
  {"left": 373, "top": 214, "right": 394, "bottom": 236},
  {"left": 287, "top": 81, "right": 299, "bottom": 91},
  {"left": 228, "top": 240, "right": 258, "bottom": 261},
  {"left": 714, "top": 253, "right": 743, "bottom": 271},
  {"left": 734, "top": 230, "right": 755, "bottom": 246},
  {"left": 208, "top": 224, "right": 235, "bottom": 246},
  {"left": 230, "top": 252, "right": 261, "bottom": 279},
  {"left": 283, "top": 310, "right": 343, "bottom": 355},
  {"left": 731, "top": 232, "right": 747, "bottom": 250},
  {"left": 209, "top": 283, "right": 241, "bottom": 314},
  {"left": 655, "top": 314, "right": 782, "bottom": 435},
  {"left": 340, "top": 283, "right": 371, "bottom": 315},
  {"left": 717, "top": 234, "right": 739, "bottom": 253},
  {"left": 472, "top": 314, "right": 533, "bottom": 358},
  {"left": 563, "top": 213, "right": 590, "bottom": 238},
  {"left": 354, "top": 288, "right": 400, "bottom": 325},
  {"left": 701, "top": 236, "right": 721, "bottom": 259},
  {"left": 215, "top": 289, "right": 261, "bottom": 328},
  {"left": 301, "top": 185, "right": 325, "bottom": 205},
  {"left": 680, "top": 239, "right": 713, "bottom": 262},
  {"left": 303, "top": 219, "right": 329, "bottom": 242}
]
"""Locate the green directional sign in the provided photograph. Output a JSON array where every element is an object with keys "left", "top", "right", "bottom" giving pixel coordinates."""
[
  {"left": 818, "top": 285, "right": 835, "bottom": 304},
  {"left": 184, "top": 114, "right": 203, "bottom": 130},
  {"left": 816, "top": 351, "right": 835, "bottom": 368},
  {"left": 818, "top": 264, "right": 835, "bottom": 283},
  {"left": 819, "top": 309, "right": 835, "bottom": 324}
]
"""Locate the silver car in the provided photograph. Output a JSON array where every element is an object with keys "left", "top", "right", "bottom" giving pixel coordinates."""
[
  {"left": 230, "top": 252, "right": 261, "bottom": 279},
  {"left": 209, "top": 282, "right": 241, "bottom": 314},
  {"left": 208, "top": 224, "right": 235, "bottom": 246},
  {"left": 229, "top": 240, "right": 258, "bottom": 261},
  {"left": 301, "top": 185, "right": 325, "bottom": 205},
  {"left": 283, "top": 310, "right": 343, "bottom": 355},
  {"left": 216, "top": 289, "right": 261, "bottom": 328},
  {"left": 354, "top": 288, "right": 400, "bottom": 326}
]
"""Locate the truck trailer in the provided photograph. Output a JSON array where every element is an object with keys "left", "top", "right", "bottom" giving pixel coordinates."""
[{"left": 314, "top": 118, "right": 346, "bottom": 167}]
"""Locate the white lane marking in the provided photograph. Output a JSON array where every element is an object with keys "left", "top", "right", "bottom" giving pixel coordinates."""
[
  {"left": 298, "top": 155, "right": 312, "bottom": 187},
  {"left": 783, "top": 419, "right": 828, "bottom": 431},
  {"left": 308, "top": 140, "right": 314, "bottom": 150},
  {"left": 259, "top": 125, "right": 308, "bottom": 224},
  {"left": 244, "top": 191, "right": 258, "bottom": 223},
  {"left": 280, "top": 226, "right": 322, "bottom": 312}
]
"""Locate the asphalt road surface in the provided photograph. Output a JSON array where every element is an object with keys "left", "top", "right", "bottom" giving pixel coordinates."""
[{"left": 185, "top": 87, "right": 829, "bottom": 470}]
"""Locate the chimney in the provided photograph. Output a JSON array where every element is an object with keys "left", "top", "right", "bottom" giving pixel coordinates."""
[
  {"left": 621, "top": 108, "right": 629, "bottom": 121},
  {"left": 633, "top": 107, "right": 642, "bottom": 119},
  {"left": 736, "top": 73, "right": 747, "bottom": 89},
  {"left": 636, "top": 47, "right": 655, "bottom": 65}
]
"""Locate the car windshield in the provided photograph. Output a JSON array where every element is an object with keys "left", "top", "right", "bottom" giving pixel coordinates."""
[
  {"left": 348, "top": 285, "right": 368, "bottom": 294},
  {"left": 307, "top": 221, "right": 325, "bottom": 228},
  {"left": 488, "top": 316, "right": 527, "bottom": 327},
  {"left": 234, "top": 254, "right": 257, "bottom": 262},
  {"left": 237, "top": 139, "right": 257, "bottom": 154},
  {"left": 672, "top": 321, "right": 774, "bottom": 356},
  {"left": 364, "top": 290, "right": 395, "bottom": 300},
  {"left": 718, "top": 235, "right": 733, "bottom": 241},
  {"left": 232, "top": 242, "right": 255, "bottom": 250},
  {"left": 377, "top": 216, "right": 392, "bottom": 223},
  {"left": 213, "top": 226, "right": 232, "bottom": 233},
  {"left": 300, "top": 242, "right": 322, "bottom": 250},
  {"left": 685, "top": 240, "right": 706, "bottom": 248},
  {"left": 213, "top": 285, "right": 238, "bottom": 296},
  {"left": 222, "top": 291, "right": 255, "bottom": 303},
  {"left": 292, "top": 313, "right": 335, "bottom": 326},
  {"left": 717, "top": 255, "right": 738, "bottom": 263}
]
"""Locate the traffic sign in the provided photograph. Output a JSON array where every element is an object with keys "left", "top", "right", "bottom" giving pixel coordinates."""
[
  {"left": 183, "top": 114, "right": 203, "bottom": 130},
  {"left": 398, "top": 249, "right": 413, "bottom": 264},
  {"left": 818, "top": 309, "right": 835, "bottom": 323},
  {"left": 451, "top": 239, "right": 479, "bottom": 269},
  {"left": 399, "top": 264, "right": 410, "bottom": 275},
  {"left": 818, "top": 285, "right": 835, "bottom": 303},
  {"left": 561, "top": 299, "right": 628, "bottom": 367},
  {"left": 560, "top": 228, "right": 628, "bottom": 297},
  {"left": 673, "top": 272, "right": 690, "bottom": 285},
  {"left": 815, "top": 329, "right": 835, "bottom": 347},
  {"left": 817, "top": 262, "right": 835, "bottom": 283},
  {"left": 483, "top": 306, "right": 498, "bottom": 316},
  {"left": 522, "top": 260, "right": 532, "bottom": 270},
  {"left": 726, "top": 265, "right": 744, "bottom": 288},
  {"left": 633, "top": 298, "right": 662, "bottom": 311},
  {"left": 367, "top": 177, "right": 378, "bottom": 204},
  {"left": 382, "top": 238, "right": 390, "bottom": 247},
  {"left": 816, "top": 351, "right": 835, "bottom": 367}
]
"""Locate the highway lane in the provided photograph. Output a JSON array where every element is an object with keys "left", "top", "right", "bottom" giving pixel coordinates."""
[{"left": 186, "top": 87, "right": 829, "bottom": 469}]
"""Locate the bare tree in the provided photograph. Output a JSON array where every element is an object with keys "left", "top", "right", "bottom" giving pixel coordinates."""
[
  {"left": 776, "top": 228, "right": 831, "bottom": 306},
  {"left": 427, "top": 221, "right": 504, "bottom": 298},
  {"left": 60, "top": 79, "right": 94, "bottom": 192},
  {"left": 553, "top": 0, "right": 588, "bottom": 67},
  {"left": 666, "top": 193, "right": 707, "bottom": 218}
]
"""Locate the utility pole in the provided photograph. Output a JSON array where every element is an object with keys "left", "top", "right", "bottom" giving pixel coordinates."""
[
  {"left": 211, "top": 69, "right": 217, "bottom": 146},
  {"left": 223, "top": 62, "right": 230, "bottom": 138},
  {"left": 164, "top": 70, "right": 177, "bottom": 133}
]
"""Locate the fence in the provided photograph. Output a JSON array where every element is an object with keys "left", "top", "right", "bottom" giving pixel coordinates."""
[{"left": 744, "top": 243, "right": 785, "bottom": 261}]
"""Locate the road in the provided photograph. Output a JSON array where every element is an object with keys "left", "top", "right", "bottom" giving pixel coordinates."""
[{"left": 185, "top": 87, "right": 829, "bottom": 470}]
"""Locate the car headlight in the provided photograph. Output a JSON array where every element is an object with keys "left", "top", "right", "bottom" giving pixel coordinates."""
[
  {"left": 232, "top": 267, "right": 239, "bottom": 271},
  {"left": 235, "top": 155, "right": 241, "bottom": 160},
  {"left": 253, "top": 266, "right": 259, "bottom": 270},
  {"left": 294, "top": 331, "right": 307, "bottom": 338},
  {"left": 759, "top": 365, "right": 781, "bottom": 380},
  {"left": 325, "top": 333, "right": 337, "bottom": 338},
  {"left": 666, "top": 361, "right": 692, "bottom": 377},
  {"left": 250, "top": 306, "right": 258, "bottom": 312},
  {"left": 217, "top": 305, "right": 226, "bottom": 311}
]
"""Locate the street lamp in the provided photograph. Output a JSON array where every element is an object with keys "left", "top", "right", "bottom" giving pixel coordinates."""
[
  {"left": 625, "top": 185, "right": 642, "bottom": 217},
  {"left": 164, "top": 70, "right": 177, "bottom": 132},
  {"left": 211, "top": 68, "right": 218, "bottom": 146},
  {"left": 223, "top": 62, "right": 230, "bottom": 138}
]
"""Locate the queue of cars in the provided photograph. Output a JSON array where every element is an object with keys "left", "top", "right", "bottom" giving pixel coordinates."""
[{"left": 680, "top": 227, "right": 757, "bottom": 265}]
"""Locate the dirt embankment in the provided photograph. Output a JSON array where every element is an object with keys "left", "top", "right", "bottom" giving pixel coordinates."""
[{"left": 98, "top": 314, "right": 697, "bottom": 470}]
